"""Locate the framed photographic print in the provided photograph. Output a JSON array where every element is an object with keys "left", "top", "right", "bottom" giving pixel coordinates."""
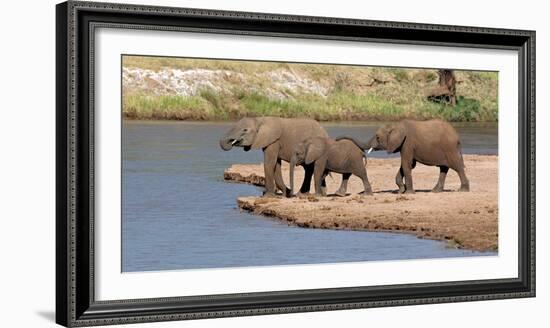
[{"left": 56, "top": 1, "right": 535, "bottom": 326}]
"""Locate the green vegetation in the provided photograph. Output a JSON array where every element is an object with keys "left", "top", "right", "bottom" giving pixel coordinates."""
[
  {"left": 122, "top": 56, "right": 498, "bottom": 122},
  {"left": 123, "top": 91, "right": 408, "bottom": 121}
]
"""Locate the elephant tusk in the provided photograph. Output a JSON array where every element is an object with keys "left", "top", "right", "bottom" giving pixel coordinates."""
[
  {"left": 231, "top": 139, "right": 239, "bottom": 146},
  {"left": 367, "top": 147, "right": 373, "bottom": 154}
]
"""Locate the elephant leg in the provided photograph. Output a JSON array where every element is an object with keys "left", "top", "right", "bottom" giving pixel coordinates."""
[
  {"left": 313, "top": 162, "right": 326, "bottom": 196},
  {"left": 432, "top": 166, "right": 449, "bottom": 192},
  {"left": 320, "top": 174, "right": 328, "bottom": 196},
  {"left": 402, "top": 157, "right": 415, "bottom": 194},
  {"left": 262, "top": 144, "right": 279, "bottom": 197},
  {"left": 356, "top": 169, "right": 373, "bottom": 196},
  {"left": 448, "top": 152, "right": 470, "bottom": 192},
  {"left": 335, "top": 173, "right": 351, "bottom": 197},
  {"left": 299, "top": 164, "right": 314, "bottom": 194},
  {"left": 274, "top": 160, "right": 291, "bottom": 197},
  {"left": 395, "top": 167, "right": 405, "bottom": 194},
  {"left": 456, "top": 165, "right": 470, "bottom": 192}
]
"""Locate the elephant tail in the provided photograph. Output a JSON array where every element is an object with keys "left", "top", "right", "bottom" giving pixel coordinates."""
[{"left": 335, "top": 135, "right": 369, "bottom": 150}]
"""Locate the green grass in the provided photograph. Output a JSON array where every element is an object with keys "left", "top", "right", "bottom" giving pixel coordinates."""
[
  {"left": 419, "top": 97, "right": 487, "bottom": 122},
  {"left": 124, "top": 91, "right": 492, "bottom": 122},
  {"left": 123, "top": 94, "right": 213, "bottom": 120},
  {"left": 122, "top": 56, "right": 498, "bottom": 122}
]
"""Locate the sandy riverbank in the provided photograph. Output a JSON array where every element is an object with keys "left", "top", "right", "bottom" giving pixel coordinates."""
[{"left": 224, "top": 155, "right": 498, "bottom": 251}]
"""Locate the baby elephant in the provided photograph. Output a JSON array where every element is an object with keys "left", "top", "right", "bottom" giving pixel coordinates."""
[{"left": 290, "top": 137, "right": 373, "bottom": 197}]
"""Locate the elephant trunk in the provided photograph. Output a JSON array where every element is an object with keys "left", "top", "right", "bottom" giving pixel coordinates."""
[
  {"left": 365, "top": 135, "right": 377, "bottom": 154},
  {"left": 219, "top": 137, "right": 234, "bottom": 151},
  {"left": 290, "top": 156, "right": 297, "bottom": 196},
  {"left": 335, "top": 135, "right": 373, "bottom": 153}
]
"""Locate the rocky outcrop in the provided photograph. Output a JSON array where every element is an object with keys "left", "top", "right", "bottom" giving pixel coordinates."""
[{"left": 123, "top": 67, "right": 329, "bottom": 100}]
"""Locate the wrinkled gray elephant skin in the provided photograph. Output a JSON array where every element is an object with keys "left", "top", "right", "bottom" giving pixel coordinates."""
[
  {"left": 220, "top": 117, "right": 332, "bottom": 197},
  {"left": 290, "top": 137, "right": 373, "bottom": 197},
  {"left": 337, "top": 119, "right": 469, "bottom": 194}
]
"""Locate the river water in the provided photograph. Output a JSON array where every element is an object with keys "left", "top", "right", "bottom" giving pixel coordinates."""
[{"left": 122, "top": 121, "right": 497, "bottom": 272}]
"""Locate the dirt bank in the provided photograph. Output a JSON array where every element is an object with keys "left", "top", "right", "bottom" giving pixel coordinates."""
[
  {"left": 224, "top": 155, "right": 498, "bottom": 252},
  {"left": 123, "top": 56, "right": 499, "bottom": 122}
]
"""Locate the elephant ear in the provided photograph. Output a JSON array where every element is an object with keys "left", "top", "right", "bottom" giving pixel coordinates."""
[
  {"left": 387, "top": 125, "right": 406, "bottom": 153},
  {"left": 305, "top": 138, "right": 326, "bottom": 164},
  {"left": 251, "top": 119, "right": 282, "bottom": 149}
]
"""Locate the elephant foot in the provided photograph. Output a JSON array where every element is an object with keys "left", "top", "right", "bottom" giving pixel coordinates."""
[
  {"left": 397, "top": 186, "right": 406, "bottom": 194},
  {"left": 284, "top": 188, "right": 293, "bottom": 198},
  {"left": 458, "top": 185, "right": 470, "bottom": 192},
  {"left": 262, "top": 191, "right": 278, "bottom": 198},
  {"left": 362, "top": 190, "right": 373, "bottom": 196},
  {"left": 431, "top": 185, "right": 444, "bottom": 193},
  {"left": 296, "top": 192, "right": 309, "bottom": 198},
  {"left": 334, "top": 189, "right": 347, "bottom": 197},
  {"left": 404, "top": 189, "right": 415, "bottom": 194}
]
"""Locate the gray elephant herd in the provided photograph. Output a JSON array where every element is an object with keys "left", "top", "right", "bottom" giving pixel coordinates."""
[{"left": 219, "top": 117, "right": 470, "bottom": 197}]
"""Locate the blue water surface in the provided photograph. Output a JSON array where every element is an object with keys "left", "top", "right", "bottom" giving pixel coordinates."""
[{"left": 122, "top": 121, "right": 497, "bottom": 272}]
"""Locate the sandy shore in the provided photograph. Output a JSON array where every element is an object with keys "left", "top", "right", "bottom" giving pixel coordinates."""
[{"left": 224, "top": 155, "right": 498, "bottom": 252}]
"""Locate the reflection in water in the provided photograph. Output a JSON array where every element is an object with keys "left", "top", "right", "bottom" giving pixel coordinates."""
[{"left": 122, "top": 121, "right": 497, "bottom": 272}]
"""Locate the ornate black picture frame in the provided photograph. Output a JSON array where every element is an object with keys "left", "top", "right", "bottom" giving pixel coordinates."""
[{"left": 56, "top": 1, "right": 535, "bottom": 326}]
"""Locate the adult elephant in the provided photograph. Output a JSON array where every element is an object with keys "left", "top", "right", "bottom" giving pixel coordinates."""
[
  {"left": 220, "top": 117, "right": 329, "bottom": 197},
  {"left": 337, "top": 119, "right": 469, "bottom": 193}
]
